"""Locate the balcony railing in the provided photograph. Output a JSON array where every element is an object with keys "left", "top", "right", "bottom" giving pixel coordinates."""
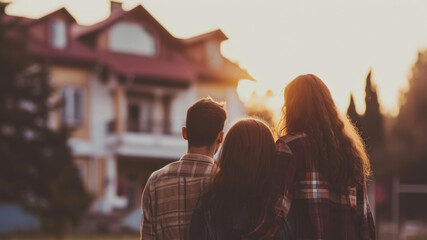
[{"left": 115, "top": 132, "right": 186, "bottom": 160}]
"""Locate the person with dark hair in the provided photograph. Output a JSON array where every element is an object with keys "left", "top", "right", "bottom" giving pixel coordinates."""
[
  {"left": 275, "top": 74, "right": 376, "bottom": 239},
  {"left": 189, "top": 118, "right": 287, "bottom": 239},
  {"left": 141, "top": 97, "right": 227, "bottom": 240}
]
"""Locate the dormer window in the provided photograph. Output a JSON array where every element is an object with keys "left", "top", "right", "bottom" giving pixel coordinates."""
[
  {"left": 50, "top": 19, "right": 67, "bottom": 49},
  {"left": 109, "top": 22, "right": 156, "bottom": 56},
  {"left": 206, "top": 41, "right": 222, "bottom": 68}
]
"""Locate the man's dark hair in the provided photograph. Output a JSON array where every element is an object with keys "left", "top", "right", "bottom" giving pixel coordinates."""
[{"left": 186, "top": 97, "right": 227, "bottom": 148}]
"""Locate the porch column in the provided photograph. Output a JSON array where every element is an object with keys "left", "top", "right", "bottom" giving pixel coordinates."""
[
  {"left": 113, "top": 86, "right": 125, "bottom": 134},
  {"left": 101, "top": 148, "right": 127, "bottom": 213}
]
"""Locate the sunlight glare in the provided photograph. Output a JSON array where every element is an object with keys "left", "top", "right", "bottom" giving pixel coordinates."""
[
  {"left": 6, "top": 0, "right": 427, "bottom": 116},
  {"left": 236, "top": 80, "right": 257, "bottom": 102}
]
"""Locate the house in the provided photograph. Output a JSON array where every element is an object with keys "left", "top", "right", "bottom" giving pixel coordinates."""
[{"left": 4, "top": 1, "right": 254, "bottom": 214}]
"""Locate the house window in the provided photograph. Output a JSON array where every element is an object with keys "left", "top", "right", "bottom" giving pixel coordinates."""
[
  {"left": 60, "top": 87, "right": 83, "bottom": 127},
  {"left": 109, "top": 22, "right": 156, "bottom": 56},
  {"left": 127, "top": 96, "right": 154, "bottom": 133},
  {"left": 50, "top": 19, "right": 67, "bottom": 49},
  {"left": 127, "top": 103, "right": 140, "bottom": 132}
]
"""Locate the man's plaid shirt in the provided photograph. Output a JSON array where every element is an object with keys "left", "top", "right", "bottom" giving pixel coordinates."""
[
  {"left": 274, "top": 133, "right": 376, "bottom": 240},
  {"left": 141, "top": 153, "right": 214, "bottom": 240}
]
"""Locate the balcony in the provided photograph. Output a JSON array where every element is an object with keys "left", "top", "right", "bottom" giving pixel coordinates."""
[{"left": 115, "top": 132, "right": 186, "bottom": 160}]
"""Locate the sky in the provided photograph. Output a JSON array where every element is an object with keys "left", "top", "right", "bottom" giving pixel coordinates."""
[{"left": 5, "top": 0, "right": 427, "bottom": 116}]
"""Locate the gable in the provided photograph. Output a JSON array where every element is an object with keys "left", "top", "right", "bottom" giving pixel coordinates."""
[
  {"left": 5, "top": 3, "right": 254, "bottom": 83},
  {"left": 94, "top": 16, "right": 161, "bottom": 58},
  {"left": 27, "top": 8, "right": 75, "bottom": 48},
  {"left": 75, "top": 5, "right": 181, "bottom": 49},
  {"left": 109, "top": 21, "right": 157, "bottom": 56}
]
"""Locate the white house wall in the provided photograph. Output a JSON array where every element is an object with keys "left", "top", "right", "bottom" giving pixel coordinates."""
[
  {"left": 225, "top": 86, "right": 247, "bottom": 128},
  {"left": 195, "top": 83, "right": 247, "bottom": 130},
  {"left": 89, "top": 72, "right": 115, "bottom": 155},
  {"left": 89, "top": 73, "right": 128, "bottom": 213},
  {"left": 170, "top": 85, "right": 198, "bottom": 135}
]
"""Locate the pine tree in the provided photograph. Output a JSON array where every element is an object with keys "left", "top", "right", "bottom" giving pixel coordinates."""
[
  {"left": 346, "top": 93, "right": 362, "bottom": 132},
  {"left": 346, "top": 70, "right": 387, "bottom": 223},
  {"left": 392, "top": 49, "right": 427, "bottom": 183},
  {"left": 362, "top": 70, "right": 388, "bottom": 181},
  {"left": 0, "top": 1, "right": 34, "bottom": 202},
  {"left": 0, "top": 3, "right": 91, "bottom": 238},
  {"left": 362, "top": 70, "right": 384, "bottom": 151}
]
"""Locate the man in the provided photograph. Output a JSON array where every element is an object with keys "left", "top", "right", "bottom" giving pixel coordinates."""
[{"left": 141, "top": 97, "right": 227, "bottom": 240}]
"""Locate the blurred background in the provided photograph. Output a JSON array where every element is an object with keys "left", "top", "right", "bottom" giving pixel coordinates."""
[{"left": 0, "top": 0, "right": 426, "bottom": 239}]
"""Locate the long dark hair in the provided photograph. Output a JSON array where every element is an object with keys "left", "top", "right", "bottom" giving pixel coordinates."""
[
  {"left": 201, "top": 118, "right": 276, "bottom": 229},
  {"left": 279, "top": 74, "right": 371, "bottom": 192}
]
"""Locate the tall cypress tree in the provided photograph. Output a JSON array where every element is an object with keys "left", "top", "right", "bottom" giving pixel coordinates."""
[
  {"left": 362, "top": 70, "right": 387, "bottom": 180},
  {"left": 0, "top": 4, "right": 91, "bottom": 238},
  {"left": 346, "top": 70, "right": 385, "bottom": 156},
  {"left": 346, "top": 93, "right": 362, "bottom": 132},
  {"left": 362, "top": 70, "right": 384, "bottom": 152}
]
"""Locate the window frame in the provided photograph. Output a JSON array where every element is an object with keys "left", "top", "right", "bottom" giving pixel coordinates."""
[
  {"left": 60, "top": 86, "right": 84, "bottom": 127},
  {"left": 49, "top": 19, "right": 68, "bottom": 49},
  {"left": 126, "top": 95, "right": 155, "bottom": 133},
  {"left": 108, "top": 21, "right": 159, "bottom": 57}
]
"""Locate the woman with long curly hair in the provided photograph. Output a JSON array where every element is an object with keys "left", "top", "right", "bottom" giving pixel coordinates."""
[
  {"left": 275, "top": 74, "right": 376, "bottom": 239},
  {"left": 189, "top": 118, "right": 286, "bottom": 239}
]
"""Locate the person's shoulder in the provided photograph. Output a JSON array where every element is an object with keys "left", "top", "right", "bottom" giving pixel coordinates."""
[
  {"left": 276, "top": 133, "right": 307, "bottom": 154},
  {"left": 146, "top": 160, "right": 181, "bottom": 185},
  {"left": 277, "top": 133, "right": 307, "bottom": 144}
]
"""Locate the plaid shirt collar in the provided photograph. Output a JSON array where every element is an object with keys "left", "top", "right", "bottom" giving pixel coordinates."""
[{"left": 180, "top": 153, "right": 214, "bottom": 164}]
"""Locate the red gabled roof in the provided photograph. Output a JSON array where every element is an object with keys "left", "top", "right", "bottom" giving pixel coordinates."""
[
  {"left": 28, "top": 34, "right": 198, "bottom": 82},
  {"left": 98, "top": 51, "right": 198, "bottom": 82},
  {"left": 3, "top": 7, "right": 76, "bottom": 27},
  {"left": 1, "top": 14, "right": 34, "bottom": 26},
  {"left": 181, "top": 29, "right": 228, "bottom": 46},
  {"left": 28, "top": 36, "right": 98, "bottom": 63},
  {"left": 5, "top": 3, "right": 254, "bottom": 84},
  {"left": 28, "top": 7, "right": 76, "bottom": 25},
  {"left": 73, "top": 5, "right": 181, "bottom": 47},
  {"left": 72, "top": 7, "right": 125, "bottom": 38}
]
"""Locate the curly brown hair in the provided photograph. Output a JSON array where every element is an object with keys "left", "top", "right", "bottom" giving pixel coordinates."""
[{"left": 279, "top": 74, "right": 371, "bottom": 192}]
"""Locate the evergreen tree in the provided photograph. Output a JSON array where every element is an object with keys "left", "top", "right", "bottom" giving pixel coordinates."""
[
  {"left": 392, "top": 49, "right": 427, "bottom": 183},
  {"left": 0, "top": 3, "right": 91, "bottom": 238},
  {"left": 347, "top": 70, "right": 385, "bottom": 163},
  {"left": 0, "top": 1, "right": 34, "bottom": 202},
  {"left": 361, "top": 70, "right": 387, "bottom": 181},
  {"left": 362, "top": 70, "right": 384, "bottom": 151},
  {"left": 346, "top": 93, "right": 362, "bottom": 132},
  {"left": 388, "top": 48, "right": 427, "bottom": 223},
  {"left": 346, "top": 70, "right": 388, "bottom": 222}
]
